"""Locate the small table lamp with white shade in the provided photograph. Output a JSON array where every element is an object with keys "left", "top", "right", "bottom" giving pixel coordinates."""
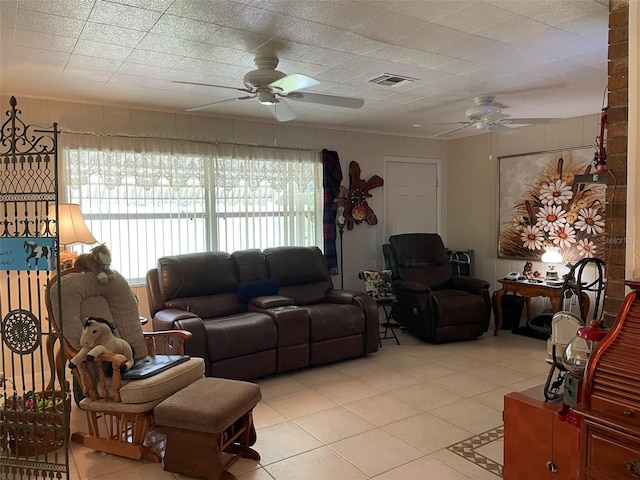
[
  {"left": 541, "top": 246, "right": 563, "bottom": 281},
  {"left": 47, "top": 203, "right": 96, "bottom": 269}
]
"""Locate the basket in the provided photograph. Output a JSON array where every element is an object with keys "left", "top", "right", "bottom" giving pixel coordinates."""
[{"left": 1, "top": 390, "right": 70, "bottom": 456}]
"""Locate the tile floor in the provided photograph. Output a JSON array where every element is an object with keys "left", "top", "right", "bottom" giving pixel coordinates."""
[{"left": 66, "top": 328, "right": 550, "bottom": 480}]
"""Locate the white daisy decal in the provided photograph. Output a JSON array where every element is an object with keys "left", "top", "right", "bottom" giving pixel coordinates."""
[
  {"left": 536, "top": 205, "right": 567, "bottom": 232},
  {"left": 575, "top": 207, "right": 604, "bottom": 235},
  {"left": 520, "top": 225, "right": 544, "bottom": 250},
  {"left": 550, "top": 224, "right": 576, "bottom": 249},
  {"left": 576, "top": 238, "right": 596, "bottom": 258},
  {"left": 539, "top": 179, "right": 573, "bottom": 206}
]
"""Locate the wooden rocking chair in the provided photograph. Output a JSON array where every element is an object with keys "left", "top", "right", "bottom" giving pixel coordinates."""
[{"left": 46, "top": 267, "right": 204, "bottom": 462}]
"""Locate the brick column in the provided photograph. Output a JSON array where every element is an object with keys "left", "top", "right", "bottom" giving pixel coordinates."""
[{"left": 603, "top": 0, "right": 629, "bottom": 326}]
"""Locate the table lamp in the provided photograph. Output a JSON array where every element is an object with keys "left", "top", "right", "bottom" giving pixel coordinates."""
[
  {"left": 541, "top": 247, "right": 563, "bottom": 281},
  {"left": 47, "top": 203, "right": 97, "bottom": 269}
]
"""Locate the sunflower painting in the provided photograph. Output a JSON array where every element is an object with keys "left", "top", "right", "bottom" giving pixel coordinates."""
[{"left": 498, "top": 147, "right": 606, "bottom": 263}]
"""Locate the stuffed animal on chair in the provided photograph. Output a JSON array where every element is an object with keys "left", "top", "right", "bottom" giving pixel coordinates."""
[
  {"left": 74, "top": 243, "right": 116, "bottom": 284},
  {"left": 69, "top": 317, "right": 135, "bottom": 373}
]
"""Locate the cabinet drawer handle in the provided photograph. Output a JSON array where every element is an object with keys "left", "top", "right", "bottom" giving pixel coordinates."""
[
  {"left": 546, "top": 461, "right": 558, "bottom": 473},
  {"left": 625, "top": 459, "right": 640, "bottom": 478},
  {"left": 624, "top": 410, "right": 634, "bottom": 417}
]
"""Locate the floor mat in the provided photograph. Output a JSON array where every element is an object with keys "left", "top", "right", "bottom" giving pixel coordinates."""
[
  {"left": 511, "top": 325, "right": 550, "bottom": 340},
  {"left": 446, "top": 425, "right": 503, "bottom": 477}
]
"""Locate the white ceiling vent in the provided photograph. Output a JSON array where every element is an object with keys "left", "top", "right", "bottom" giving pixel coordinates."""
[{"left": 368, "top": 74, "right": 417, "bottom": 87}]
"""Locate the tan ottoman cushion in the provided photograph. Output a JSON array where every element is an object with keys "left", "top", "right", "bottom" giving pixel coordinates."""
[{"left": 155, "top": 377, "right": 261, "bottom": 434}]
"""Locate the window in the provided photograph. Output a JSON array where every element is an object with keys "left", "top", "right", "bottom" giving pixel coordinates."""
[{"left": 62, "top": 134, "right": 322, "bottom": 283}]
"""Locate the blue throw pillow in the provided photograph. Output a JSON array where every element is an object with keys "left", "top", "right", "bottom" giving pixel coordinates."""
[{"left": 237, "top": 279, "right": 279, "bottom": 302}]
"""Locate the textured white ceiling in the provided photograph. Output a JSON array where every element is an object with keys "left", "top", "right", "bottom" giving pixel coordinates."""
[{"left": 0, "top": 0, "right": 610, "bottom": 139}]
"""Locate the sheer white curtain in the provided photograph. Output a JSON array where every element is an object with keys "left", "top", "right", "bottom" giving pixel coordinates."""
[{"left": 61, "top": 133, "right": 321, "bottom": 283}]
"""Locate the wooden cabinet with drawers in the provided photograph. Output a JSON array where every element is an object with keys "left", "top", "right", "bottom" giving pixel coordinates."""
[
  {"left": 504, "top": 386, "right": 580, "bottom": 480},
  {"left": 576, "top": 279, "right": 640, "bottom": 480}
]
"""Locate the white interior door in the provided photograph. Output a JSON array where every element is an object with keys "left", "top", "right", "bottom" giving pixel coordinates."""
[{"left": 384, "top": 157, "right": 440, "bottom": 238}]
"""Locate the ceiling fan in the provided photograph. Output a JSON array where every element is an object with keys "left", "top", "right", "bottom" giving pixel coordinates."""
[
  {"left": 174, "top": 55, "right": 364, "bottom": 122},
  {"left": 433, "top": 95, "right": 563, "bottom": 137}
]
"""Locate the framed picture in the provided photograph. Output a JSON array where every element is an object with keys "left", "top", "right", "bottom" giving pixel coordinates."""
[{"left": 498, "top": 146, "right": 606, "bottom": 262}]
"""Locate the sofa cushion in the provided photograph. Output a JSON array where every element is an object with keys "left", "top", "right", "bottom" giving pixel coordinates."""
[
  {"left": 204, "top": 313, "right": 277, "bottom": 361},
  {"left": 158, "top": 252, "right": 239, "bottom": 301},
  {"left": 237, "top": 279, "right": 279, "bottom": 302},
  {"left": 264, "top": 246, "right": 333, "bottom": 305}
]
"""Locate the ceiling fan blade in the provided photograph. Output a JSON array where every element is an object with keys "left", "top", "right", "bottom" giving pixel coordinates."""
[
  {"left": 432, "top": 124, "right": 474, "bottom": 138},
  {"left": 291, "top": 92, "right": 364, "bottom": 109},
  {"left": 264, "top": 100, "right": 297, "bottom": 122},
  {"left": 269, "top": 74, "right": 320, "bottom": 94},
  {"left": 173, "top": 80, "right": 253, "bottom": 94},
  {"left": 185, "top": 95, "right": 255, "bottom": 112},
  {"left": 499, "top": 117, "right": 563, "bottom": 125}
]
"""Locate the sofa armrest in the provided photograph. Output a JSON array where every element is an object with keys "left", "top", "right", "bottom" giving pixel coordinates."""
[
  {"left": 325, "top": 289, "right": 379, "bottom": 354},
  {"left": 325, "top": 289, "right": 364, "bottom": 304},
  {"left": 249, "top": 295, "right": 294, "bottom": 309}
]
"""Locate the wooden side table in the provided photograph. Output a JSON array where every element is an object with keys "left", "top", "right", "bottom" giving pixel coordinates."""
[{"left": 494, "top": 279, "right": 589, "bottom": 336}]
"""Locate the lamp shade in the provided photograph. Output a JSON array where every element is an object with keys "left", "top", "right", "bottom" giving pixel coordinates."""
[
  {"left": 541, "top": 247, "right": 563, "bottom": 264},
  {"left": 48, "top": 204, "right": 96, "bottom": 246}
]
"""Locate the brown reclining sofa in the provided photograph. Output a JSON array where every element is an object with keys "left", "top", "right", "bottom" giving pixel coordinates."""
[{"left": 146, "top": 246, "right": 379, "bottom": 380}]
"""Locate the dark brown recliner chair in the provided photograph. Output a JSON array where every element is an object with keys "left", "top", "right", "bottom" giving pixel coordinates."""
[{"left": 383, "top": 233, "right": 491, "bottom": 343}]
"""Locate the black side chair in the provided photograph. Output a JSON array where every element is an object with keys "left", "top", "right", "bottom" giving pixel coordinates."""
[{"left": 383, "top": 233, "right": 491, "bottom": 343}]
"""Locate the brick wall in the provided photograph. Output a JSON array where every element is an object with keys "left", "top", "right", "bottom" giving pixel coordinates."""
[{"left": 603, "top": 0, "right": 629, "bottom": 325}]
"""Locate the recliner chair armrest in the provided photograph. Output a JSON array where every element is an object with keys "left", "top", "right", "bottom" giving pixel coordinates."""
[
  {"left": 325, "top": 289, "right": 379, "bottom": 354},
  {"left": 249, "top": 295, "right": 294, "bottom": 309},
  {"left": 152, "top": 309, "right": 200, "bottom": 331},
  {"left": 451, "top": 275, "right": 490, "bottom": 296}
]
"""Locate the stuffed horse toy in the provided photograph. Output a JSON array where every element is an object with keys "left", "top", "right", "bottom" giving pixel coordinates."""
[
  {"left": 74, "top": 243, "right": 116, "bottom": 284},
  {"left": 69, "top": 317, "right": 134, "bottom": 373}
]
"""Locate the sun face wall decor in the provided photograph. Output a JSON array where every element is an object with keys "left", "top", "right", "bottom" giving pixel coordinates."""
[
  {"left": 498, "top": 147, "right": 606, "bottom": 263},
  {"left": 333, "top": 161, "right": 383, "bottom": 230}
]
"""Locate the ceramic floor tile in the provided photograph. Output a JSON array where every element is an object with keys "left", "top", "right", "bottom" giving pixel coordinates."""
[
  {"left": 429, "top": 398, "right": 503, "bottom": 434},
  {"left": 235, "top": 467, "right": 278, "bottom": 480},
  {"left": 383, "top": 412, "right": 473, "bottom": 454},
  {"left": 255, "top": 375, "right": 307, "bottom": 402},
  {"left": 265, "top": 446, "right": 367, "bottom": 480},
  {"left": 254, "top": 402, "right": 289, "bottom": 429},
  {"left": 472, "top": 386, "right": 515, "bottom": 412},
  {"left": 357, "top": 370, "right": 423, "bottom": 392},
  {"left": 252, "top": 421, "right": 323, "bottom": 465},
  {"left": 432, "top": 448, "right": 504, "bottom": 480},
  {"left": 466, "top": 363, "right": 532, "bottom": 387},
  {"left": 288, "top": 366, "right": 351, "bottom": 388},
  {"left": 71, "top": 445, "right": 148, "bottom": 480},
  {"left": 369, "top": 349, "right": 423, "bottom": 368},
  {"left": 294, "top": 405, "right": 377, "bottom": 444},
  {"left": 393, "top": 361, "right": 458, "bottom": 382},
  {"left": 372, "top": 454, "right": 473, "bottom": 480},
  {"left": 476, "top": 438, "right": 504, "bottom": 465},
  {"left": 313, "top": 378, "right": 381, "bottom": 404},
  {"left": 332, "top": 357, "right": 397, "bottom": 378},
  {"left": 330, "top": 428, "right": 424, "bottom": 477},
  {"left": 345, "top": 393, "right": 424, "bottom": 426},
  {"left": 430, "top": 373, "right": 499, "bottom": 397},
  {"left": 390, "top": 382, "right": 464, "bottom": 411},
  {"left": 496, "top": 355, "right": 549, "bottom": 376},
  {"left": 267, "top": 388, "right": 338, "bottom": 419},
  {"left": 433, "top": 353, "right": 490, "bottom": 372}
]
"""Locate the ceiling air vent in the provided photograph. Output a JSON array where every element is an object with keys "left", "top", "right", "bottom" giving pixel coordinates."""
[{"left": 368, "top": 74, "right": 417, "bottom": 87}]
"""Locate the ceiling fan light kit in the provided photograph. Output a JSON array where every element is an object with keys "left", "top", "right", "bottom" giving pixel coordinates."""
[{"left": 176, "top": 55, "right": 364, "bottom": 122}]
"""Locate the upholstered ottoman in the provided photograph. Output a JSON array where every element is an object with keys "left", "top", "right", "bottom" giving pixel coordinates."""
[{"left": 155, "top": 377, "right": 262, "bottom": 480}]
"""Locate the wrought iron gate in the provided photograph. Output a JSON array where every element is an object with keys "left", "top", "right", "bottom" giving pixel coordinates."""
[{"left": 0, "top": 97, "right": 68, "bottom": 479}]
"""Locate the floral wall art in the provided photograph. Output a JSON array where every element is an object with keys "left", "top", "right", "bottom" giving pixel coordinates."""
[{"left": 498, "top": 146, "right": 605, "bottom": 263}]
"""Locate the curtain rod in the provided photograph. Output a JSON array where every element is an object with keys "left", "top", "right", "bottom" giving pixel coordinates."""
[{"left": 60, "top": 128, "right": 318, "bottom": 153}]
